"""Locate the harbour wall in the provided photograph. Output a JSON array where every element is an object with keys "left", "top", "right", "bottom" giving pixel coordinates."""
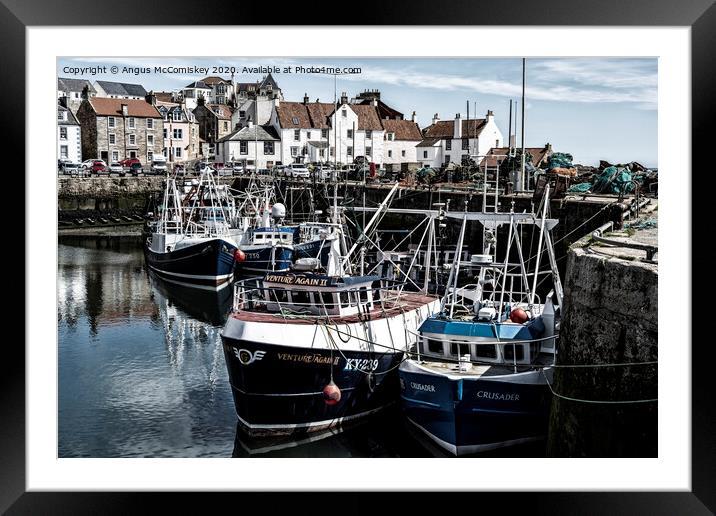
[{"left": 546, "top": 234, "right": 658, "bottom": 457}]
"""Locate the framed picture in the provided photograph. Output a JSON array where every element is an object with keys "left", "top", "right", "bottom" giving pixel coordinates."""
[{"left": 7, "top": 0, "right": 712, "bottom": 512}]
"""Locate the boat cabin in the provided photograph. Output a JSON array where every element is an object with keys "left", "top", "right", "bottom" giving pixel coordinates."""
[
  {"left": 260, "top": 271, "right": 380, "bottom": 317},
  {"left": 249, "top": 226, "right": 295, "bottom": 246}
]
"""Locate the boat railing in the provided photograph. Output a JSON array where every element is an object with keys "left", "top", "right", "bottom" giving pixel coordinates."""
[
  {"left": 231, "top": 279, "right": 416, "bottom": 317},
  {"left": 184, "top": 219, "right": 232, "bottom": 239},
  {"left": 444, "top": 283, "right": 542, "bottom": 314},
  {"left": 405, "top": 327, "right": 558, "bottom": 370}
]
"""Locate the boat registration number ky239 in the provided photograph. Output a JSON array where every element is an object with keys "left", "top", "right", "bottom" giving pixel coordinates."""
[{"left": 343, "top": 358, "right": 379, "bottom": 372}]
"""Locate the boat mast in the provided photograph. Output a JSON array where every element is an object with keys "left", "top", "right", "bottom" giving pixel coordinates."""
[
  {"left": 529, "top": 183, "right": 549, "bottom": 305},
  {"left": 519, "top": 58, "right": 526, "bottom": 192}
]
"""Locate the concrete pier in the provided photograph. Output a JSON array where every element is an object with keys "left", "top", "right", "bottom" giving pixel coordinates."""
[{"left": 547, "top": 204, "right": 658, "bottom": 457}]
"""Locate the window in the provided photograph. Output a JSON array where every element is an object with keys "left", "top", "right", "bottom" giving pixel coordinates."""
[
  {"left": 359, "top": 287, "right": 369, "bottom": 303},
  {"left": 108, "top": 117, "right": 115, "bottom": 128},
  {"left": 330, "top": 147, "right": 335, "bottom": 157},
  {"left": 292, "top": 290, "right": 311, "bottom": 307},
  {"left": 128, "top": 118, "right": 135, "bottom": 129},
  {"left": 366, "top": 130, "right": 372, "bottom": 139},
  {"left": 129, "top": 151, "right": 137, "bottom": 158},
  {"left": 192, "top": 127, "right": 196, "bottom": 136},
  {"left": 57, "top": 111, "right": 64, "bottom": 121},
  {"left": 147, "top": 135, "right": 154, "bottom": 145},
  {"left": 341, "top": 110, "right": 347, "bottom": 118},
  {"left": 347, "top": 146, "right": 353, "bottom": 157},
  {"left": 108, "top": 133, "right": 115, "bottom": 145},
  {"left": 496, "top": 139, "right": 499, "bottom": 147},
  {"left": 240, "top": 141, "right": 248, "bottom": 154},
  {"left": 294, "top": 129, "right": 300, "bottom": 141},
  {"left": 163, "top": 147, "right": 168, "bottom": 157},
  {"left": 173, "top": 111, "right": 181, "bottom": 122},
  {"left": 271, "top": 289, "right": 287, "bottom": 303},
  {"left": 163, "top": 128, "right": 167, "bottom": 138},
  {"left": 503, "top": 344, "right": 524, "bottom": 361},
  {"left": 129, "top": 134, "right": 136, "bottom": 145},
  {"left": 292, "top": 117, "right": 299, "bottom": 125},
  {"left": 366, "top": 146, "right": 372, "bottom": 157},
  {"left": 239, "top": 110, "right": 246, "bottom": 118},
  {"left": 147, "top": 118, "right": 154, "bottom": 129},
  {"left": 302, "top": 146, "right": 308, "bottom": 156},
  {"left": 59, "top": 127, "right": 67, "bottom": 140},
  {"left": 320, "top": 292, "right": 335, "bottom": 309},
  {"left": 112, "top": 151, "right": 119, "bottom": 162},
  {"left": 319, "top": 149, "right": 325, "bottom": 158},
  {"left": 173, "top": 129, "right": 183, "bottom": 139},
  {"left": 427, "top": 338, "right": 443, "bottom": 355},
  {"left": 321, "top": 129, "right": 328, "bottom": 138},
  {"left": 402, "top": 150, "right": 406, "bottom": 157},
  {"left": 388, "top": 150, "right": 392, "bottom": 158},
  {"left": 387, "top": 133, "right": 394, "bottom": 141},
  {"left": 339, "top": 291, "right": 352, "bottom": 307},
  {"left": 445, "top": 154, "right": 450, "bottom": 164},
  {"left": 347, "top": 129, "right": 353, "bottom": 138},
  {"left": 147, "top": 151, "right": 153, "bottom": 162},
  {"left": 423, "top": 150, "right": 428, "bottom": 159},
  {"left": 60, "top": 145, "right": 68, "bottom": 159},
  {"left": 462, "top": 139, "right": 469, "bottom": 150},
  {"left": 474, "top": 344, "right": 498, "bottom": 359},
  {"left": 175, "top": 147, "right": 182, "bottom": 158},
  {"left": 446, "top": 140, "right": 452, "bottom": 150},
  {"left": 290, "top": 146, "right": 298, "bottom": 157},
  {"left": 264, "top": 141, "right": 274, "bottom": 154},
  {"left": 223, "top": 121, "right": 229, "bottom": 131},
  {"left": 73, "top": 92, "right": 79, "bottom": 99},
  {"left": 306, "top": 131, "right": 311, "bottom": 139}
]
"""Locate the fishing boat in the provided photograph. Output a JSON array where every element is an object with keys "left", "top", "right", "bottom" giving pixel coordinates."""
[
  {"left": 220, "top": 184, "right": 441, "bottom": 437},
  {"left": 398, "top": 184, "right": 563, "bottom": 455},
  {"left": 236, "top": 200, "right": 295, "bottom": 274},
  {"left": 144, "top": 170, "right": 240, "bottom": 290}
]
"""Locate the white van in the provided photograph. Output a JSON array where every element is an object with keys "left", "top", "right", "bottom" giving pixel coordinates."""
[{"left": 151, "top": 156, "right": 168, "bottom": 174}]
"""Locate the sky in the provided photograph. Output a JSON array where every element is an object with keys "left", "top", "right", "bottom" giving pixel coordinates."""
[{"left": 58, "top": 57, "right": 657, "bottom": 167}]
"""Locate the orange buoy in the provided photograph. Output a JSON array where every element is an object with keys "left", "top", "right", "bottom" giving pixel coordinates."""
[
  {"left": 509, "top": 308, "right": 529, "bottom": 324},
  {"left": 322, "top": 381, "right": 341, "bottom": 405},
  {"left": 234, "top": 249, "right": 246, "bottom": 262}
]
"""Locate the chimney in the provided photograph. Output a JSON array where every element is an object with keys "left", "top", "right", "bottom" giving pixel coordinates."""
[
  {"left": 303, "top": 92, "right": 309, "bottom": 105},
  {"left": 197, "top": 95, "right": 205, "bottom": 107},
  {"left": 454, "top": 113, "right": 462, "bottom": 139},
  {"left": 121, "top": 104, "right": 128, "bottom": 117},
  {"left": 411, "top": 111, "right": 416, "bottom": 122},
  {"left": 486, "top": 110, "right": 494, "bottom": 123},
  {"left": 340, "top": 92, "right": 348, "bottom": 105},
  {"left": 432, "top": 113, "right": 440, "bottom": 126},
  {"left": 372, "top": 99, "right": 378, "bottom": 106},
  {"left": 145, "top": 91, "right": 156, "bottom": 105},
  {"left": 247, "top": 120, "right": 254, "bottom": 128},
  {"left": 81, "top": 84, "right": 89, "bottom": 100}
]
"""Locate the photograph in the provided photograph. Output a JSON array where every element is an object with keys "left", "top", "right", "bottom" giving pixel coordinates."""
[{"left": 56, "top": 55, "right": 658, "bottom": 459}]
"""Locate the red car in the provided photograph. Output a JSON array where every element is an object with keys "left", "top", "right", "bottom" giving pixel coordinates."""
[
  {"left": 90, "top": 160, "right": 107, "bottom": 174},
  {"left": 120, "top": 157, "right": 142, "bottom": 167}
]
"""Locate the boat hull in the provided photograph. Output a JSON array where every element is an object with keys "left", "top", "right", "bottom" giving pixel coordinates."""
[
  {"left": 237, "top": 245, "right": 293, "bottom": 274},
  {"left": 144, "top": 238, "right": 237, "bottom": 290},
  {"left": 221, "top": 338, "right": 403, "bottom": 437},
  {"left": 399, "top": 361, "right": 552, "bottom": 455}
]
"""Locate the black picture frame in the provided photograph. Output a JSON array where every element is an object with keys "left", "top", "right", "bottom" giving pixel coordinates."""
[{"left": 5, "top": 0, "right": 712, "bottom": 513}]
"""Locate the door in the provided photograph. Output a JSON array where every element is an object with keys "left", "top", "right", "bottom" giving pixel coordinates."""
[{"left": 100, "top": 151, "right": 108, "bottom": 161}]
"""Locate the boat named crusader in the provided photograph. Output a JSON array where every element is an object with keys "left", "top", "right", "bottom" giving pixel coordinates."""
[
  {"left": 220, "top": 208, "right": 441, "bottom": 437},
  {"left": 399, "top": 185, "right": 564, "bottom": 456},
  {"left": 144, "top": 170, "right": 239, "bottom": 290}
]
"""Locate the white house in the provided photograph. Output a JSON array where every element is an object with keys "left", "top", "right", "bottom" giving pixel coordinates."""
[
  {"left": 419, "top": 110, "right": 504, "bottom": 168},
  {"left": 217, "top": 123, "right": 281, "bottom": 169},
  {"left": 382, "top": 115, "right": 423, "bottom": 169},
  {"left": 270, "top": 93, "right": 385, "bottom": 166},
  {"left": 182, "top": 81, "right": 213, "bottom": 111},
  {"left": 155, "top": 101, "right": 200, "bottom": 164},
  {"left": 57, "top": 103, "right": 81, "bottom": 163}
]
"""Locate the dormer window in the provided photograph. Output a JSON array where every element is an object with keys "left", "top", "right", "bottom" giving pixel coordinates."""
[
  {"left": 292, "top": 117, "right": 299, "bottom": 125},
  {"left": 342, "top": 110, "right": 347, "bottom": 118}
]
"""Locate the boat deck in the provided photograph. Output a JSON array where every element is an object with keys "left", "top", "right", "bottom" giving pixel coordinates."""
[
  {"left": 231, "top": 291, "right": 438, "bottom": 325},
  {"left": 412, "top": 352, "right": 554, "bottom": 378}
]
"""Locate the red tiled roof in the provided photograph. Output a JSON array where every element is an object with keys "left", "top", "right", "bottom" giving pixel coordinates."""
[
  {"left": 208, "top": 104, "right": 232, "bottom": 119},
  {"left": 423, "top": 119, "right": 487, "bottom": 139},
  {"left": 276, "top": 102, "right": 314, "bottom": 129},
  {"left": 480, "top": 146, "right": 552, "bottom": 169},
  {"left": 349, "top": 104, "right": 383, "bottom": 131},
  {"left": 88, "top": 98, "right": 161, "bottom": 118},
  {"left": 305, "top": 103, "right": 335, "bottom": 129},
  {"left": 202, "top": 76, "right": 229, "bottom": 85},
  {"left": 382, "top": 119, "right": 422, "bottom": 141}
]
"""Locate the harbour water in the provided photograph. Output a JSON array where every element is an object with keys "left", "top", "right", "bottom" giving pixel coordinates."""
[{"left": 58, "top": 234, "right": 545, "bottom": 458}]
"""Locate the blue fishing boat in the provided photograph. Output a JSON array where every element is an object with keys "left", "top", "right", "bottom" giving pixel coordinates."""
[{"left": 399, "top": 186, "right": 563, "bottom": 455}]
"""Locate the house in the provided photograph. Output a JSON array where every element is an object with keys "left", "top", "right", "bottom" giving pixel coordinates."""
[
  {"left": 354, "top": 89, "right": 404, "bottom": 120},
  {"left": 231, "top": 73, "right": 284, "bottom": 129},
  {"left": 216, "top": 122, "right": 281, "bottom": 169},
  {"left": 57, "top": 77, "right": 96, "bottom": 115},
  {"left": 192, "top": 100, "right": 233, "bottom": 157},
  {"left": 382, "top": 114, "right": 423, "bottom": 170},
  {"left": 76, "top": 97, "right": 163, "bottom": 164},
  {"left": 182, "top": 81, "right": 212, "bottom": 111},
  {"left": 269, "top": 92, "right": 385, "bottom": 166},
  {"left": 154, "top": 99, "right": 200, "bottom": 164},
  {"left": 201, "top": 76, "right": 235, "bottom": 106},
  {"left": 479, "top": 144, "right": 553, "bottom": 170},
  {"left": 93, "top": 80, "right": 148, "bottom": 100},
  {"left": 57, "top": 102, "right": 81, "bottom": 164},
  {"left": 419, "top": 110, "right": 504, "bottom": 168}
]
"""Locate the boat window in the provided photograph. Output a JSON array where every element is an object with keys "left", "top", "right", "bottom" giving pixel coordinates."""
[
  {"left": 291, "top": 290, "right": 311, "bottom": 307},
  {"left": 359, "top": 287, "right": 369, "bottom": 303},
  {"left": 450, "top": 342, "right": 470, "bottom": 357},
  {"left": 255, "top": 234, "right": 264, "bottom": 240},
  {"left": 271, "top": 289, "right": 288, "bottom": 304},
  {"left": 339, "top": 291, "right": 352, "bottom": 307},
  {"left": 320, "top": 291, "right": 335, "bottom": 309},
  {"left": 281, "top": 234, "right": 289, "bottom": 241},
  {"left": 474, "top": 344, "right": 498, "bottom": 359},
  {"left": 503, "top": 344, "right": 525, "bottom": 361},
  {"left": 427, "top": 338, "right": 443, "bottom": 354}
]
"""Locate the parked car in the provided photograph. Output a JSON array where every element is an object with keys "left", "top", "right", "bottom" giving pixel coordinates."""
[
  {"left": 213, "top": 162, "right": 232, "bottom": 176},
  {"left": 120, "top": 157, "right": 141, "bottom": 168},
  {"left": 128, "top": 162, "right": 144, "bottom": 176},
  {"left": 274, "top": 165, "right": 287, "bottom": 177},
  {"left": 286, "top": 163, "right": 310, "bottom": 179},
  {"left": 230, "top": 162, "right": 244, "bottom": 173},
  {"left": 311, "top": 167, "right": 333, "bottom": 181},
  {"left": 194, "top": 161, "right": 210, "bottom": 173},
  {"left": 256, "top": 168, "right": 271, "bottom": 176},
  {"left": 108, "top": 162, "right": 123, "bottom": 174},
  {"left": 60, "top": 161, "right": 80, "bottom": 175},
  {"left": 81, "top": 159, "right": 100, "bottom": 171},
  {"left": 173, "top": 164, "right": 187, "bottom": 176},
  {"left": 151, "top": 156, "right": 168, "bottom": 175},
  {"left": 84, "top": 160, "right": 107, "bottom": 175}
]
